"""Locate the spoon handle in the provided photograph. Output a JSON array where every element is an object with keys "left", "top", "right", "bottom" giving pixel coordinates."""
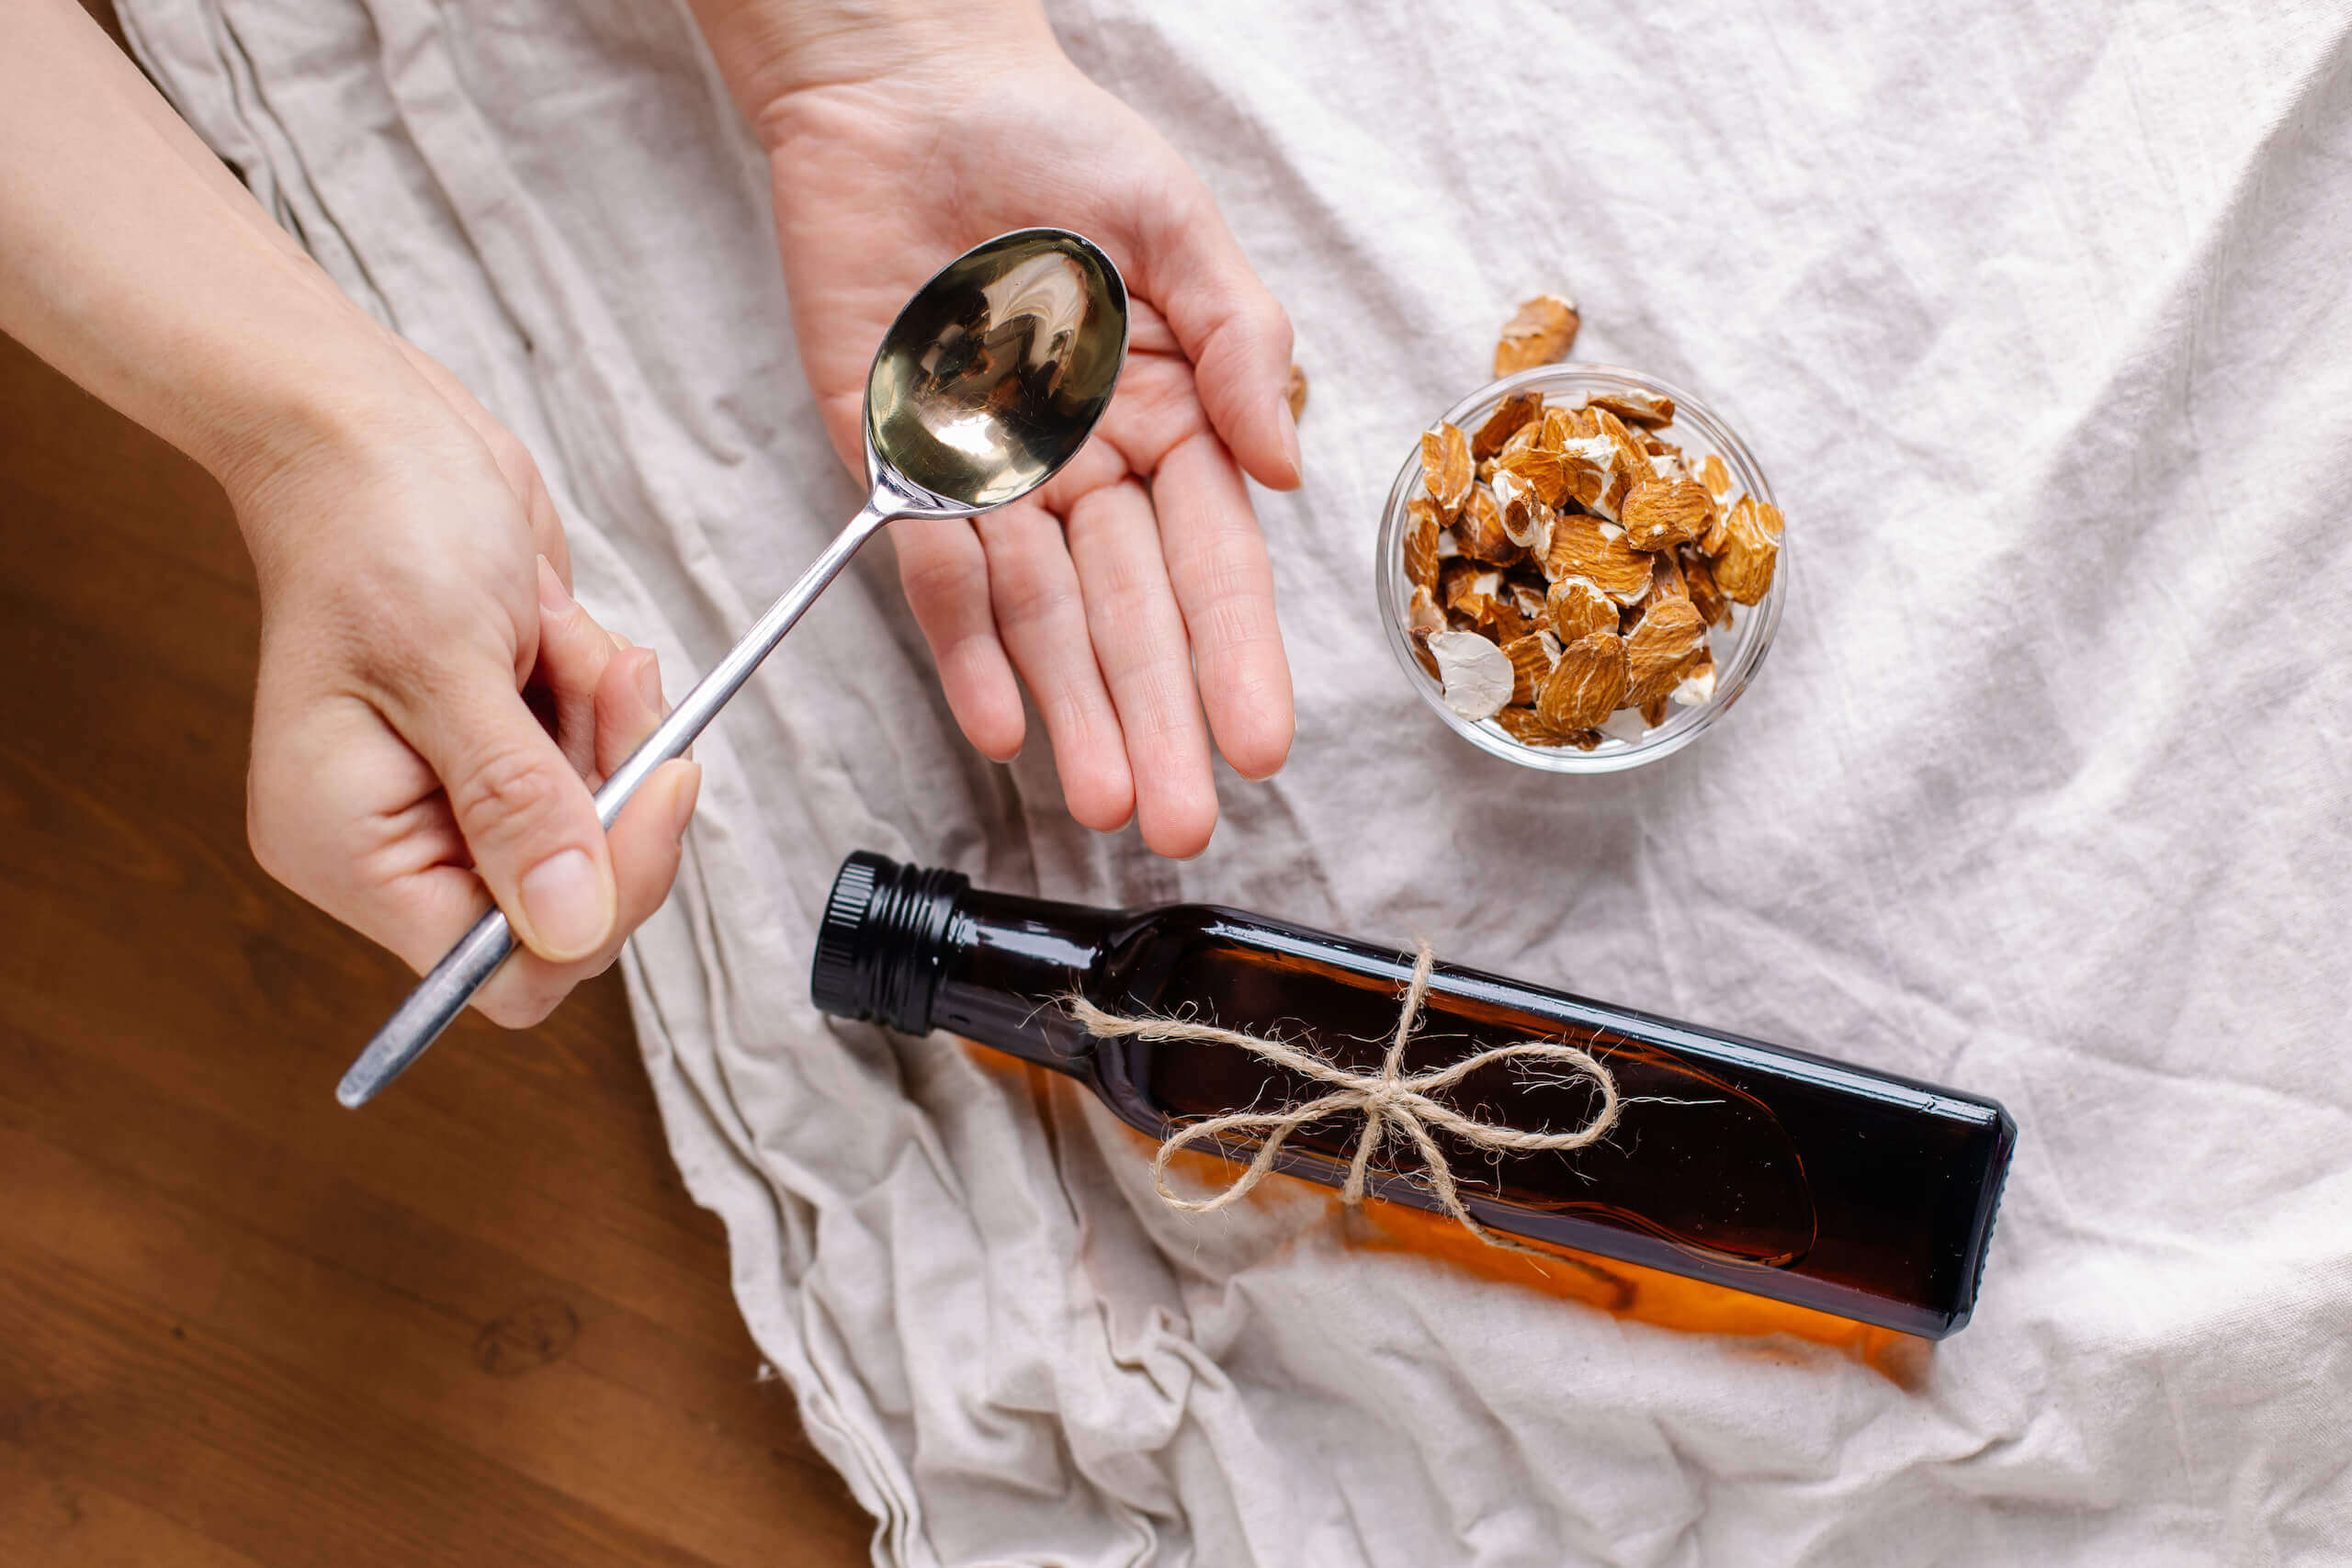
[{"left": 335, "top": 496, "right": 899, "bottom": 1108}]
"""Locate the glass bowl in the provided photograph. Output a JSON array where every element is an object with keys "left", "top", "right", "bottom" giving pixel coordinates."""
[{"left": 1375, "top": 364, "right": 1787, "bottom": 773}]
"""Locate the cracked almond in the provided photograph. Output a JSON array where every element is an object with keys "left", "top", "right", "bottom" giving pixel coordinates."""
[
  {"left": 1538, "top": 630, "right": 1629, "bottom": 732},
  {"left": 1453, "top": 484, "right": 1525, "bottom": 566},
  {"left": 1404, "top": 500, "right": 1443, "bottom": 590},
  {"left": 1471, "top": 390, "right": 1544, "bottom": 461},
  {"left": 1620, "top": 479, "right": 1712, "bottom": 552},
  {"left": 1542, "top": 513, "right": 1654, "bottom": 604},
  {"left": 1494, "top": 295, "right": 1582, "bottom": 377},
  {"left": 1589, "top": 388, "right": 1675, "bottom": 428},
  {"left": 1714, "top": 496, "right": 1784, "bottom": 604},
  {"left": 1501, "top": 629, "right": 1563, "bottom": 705},
  {"left": 1419, "top": 423, "right": 1474, "bottom": 516},
  {"left": 1623, "top": 599, "right": 1709, "bottom": 708},
  {"left": 1427, "top": 629, "right": 1515, "bottom": 721}
]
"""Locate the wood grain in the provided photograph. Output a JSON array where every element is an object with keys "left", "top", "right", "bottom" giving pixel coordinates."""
[{"left": 0, "top": 322, "right": 874, "bottom": 1563}]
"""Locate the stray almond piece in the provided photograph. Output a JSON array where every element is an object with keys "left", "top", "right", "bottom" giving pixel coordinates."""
[
  {"left": 1589, "top": 388, "right": 1676, "bottom": 428},
  {"left": 1679, "top": 547, "right": 1730, "bottom": 626},
  {"left": 1403, "top": 499, "right": 1442, "bottom": 590},
  {"left": 1547, "top": 574, "right": 1617, "bottom": 640},
  {"left": 1494, "top": 294, "right": 1582, "bottom": 377},
  {"left": 1715, "top": 497, "right": 1784, "bottom": 604},
  {"left": 1471, "top": 391, "right": 1544, "bottom": 461},
  {"left": 1538, "top": 630, "right": 1630, "bottom": 732},
  {"left": 1453, "top": 485, "right": 1525, "bottom": 566},
  {"left": 1623, "top": 599, "right": 1709, "bottom": 708},
  {"left": 1419, "top": 423, "right": 1475, "bottom": 517},
  {"left": 1287, "top": 365, "right": 1308, "bottom": 422},
  {"left": 1427, "top": 629, "right": 1516, "bottom": 721},
  {"left": 1620, "top": 479, "right": 1712, "bottom": 552},
  {"left": 1501, "top": 630, "right": 1562, "bottom": 705},
  {"left": 1543, "top": 513, "right": 1654, "bottom": 604}
]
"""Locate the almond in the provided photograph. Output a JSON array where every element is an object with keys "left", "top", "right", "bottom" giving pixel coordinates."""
[
  {"left": 1419, "top": 422, "right": 1474, "bottom": 517},
  {"left": 1543, "top": 513, "right": 1654, "bottom": 604},
  {"left": 1679, "top": 546, "right": 1730, "bottom": 627},
  {"left": 1546, "top": 574, "right": 1617, "bottom": 640},
  {"left": 1453, "top": 484, "right": 1525, "bottom": 566},
  {"left": 1494, "top": 294, "right": 1581, "bottom": 377},
  {"left": 1407, "top": 585, "right": 1446, "bottom": 677},
  {"left": 1470, "top": 390, "right": 1544, "bottom": 461},
  {"left": 1287, "top": 364, "right": 1308, "bottom": 422},
  {"left": 1501, "top": 629, "right": 1563, "bottom": 705},
  {"left": 1623, "top": 599, "right": 1709, "bottom": 708},
  {"left": 1492, "top": 445, "right": 1572, "bottom": 510},
  {"left": 1714, "top": 496, "right": 1784, "bottom": 604},
  {"left": 1495, "top": 705, "right": 1599, "bottom": 750},
  {"left": 1619, "top": 479, "right": 1712, "bottom": 552},
  {"left": 1589, "top": 388, "right": 1675, "bottom": 428},
  {"left": 1538, "top": 630, "right": 1630, "bottom": 732},
  {"left": 1489, "top": 468, "right": 1553, "bottom": 552},
  {"left": 1403, "top": 499, "right": 1442, "bottom": 589},
  {"left": 1427, "top": 629, "right": 1516, "bottom": 721}
]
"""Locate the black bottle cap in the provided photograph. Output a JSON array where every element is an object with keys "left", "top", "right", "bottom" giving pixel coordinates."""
[{"left": 809, "top": 852, "right": 970, "bottom": 1033}]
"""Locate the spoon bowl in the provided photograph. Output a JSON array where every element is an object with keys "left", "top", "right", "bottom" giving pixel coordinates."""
[
  {"left": 867, "top": 229, "right": 1126, "bottom": 510},
  {"left": 337, "top": 228, "right": 1129, "bottom": 1107}
]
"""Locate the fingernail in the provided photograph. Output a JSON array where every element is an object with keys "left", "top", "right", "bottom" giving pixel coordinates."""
[
  {"left": 1277, "top": 398, "right": 1304, "bottom": 481},
  {"left": 673, "top": 761, "right": 703, "bottom": 835},
  {"left": 519, "top": 847, "right": 611, "bottom": 960},
  {"left": 634, "top": 649, "right": 663, "bottom": 714},
  {"left": 536, "top": 556, "right": 574, "bottom": 619},
  {"left": 610, "top": 629, "right": 632, "bottom": 652}
]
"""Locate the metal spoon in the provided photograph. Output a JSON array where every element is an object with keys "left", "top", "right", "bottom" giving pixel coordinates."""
[{"left": 336, "top": 228, "right": 1129, "bottom": 1108}]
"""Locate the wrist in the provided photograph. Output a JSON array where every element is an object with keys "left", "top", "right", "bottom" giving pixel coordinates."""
[{"left": 683, "top": 0, "right": 1062, "bottom": 148}]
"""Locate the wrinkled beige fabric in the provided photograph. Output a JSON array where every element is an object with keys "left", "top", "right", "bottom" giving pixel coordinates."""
[{"left": 122, "top": 0, "right": 2352, "bottom": 1561}]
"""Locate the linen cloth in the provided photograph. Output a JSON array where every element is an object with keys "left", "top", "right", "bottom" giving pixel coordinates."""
[{"left": 119, "top": 0, "right": 2352, "bottom": 1561}]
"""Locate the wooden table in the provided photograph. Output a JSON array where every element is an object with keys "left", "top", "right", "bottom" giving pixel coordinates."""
[{"left": 0, "top": 313, "right": 873, "bottom": 1562}]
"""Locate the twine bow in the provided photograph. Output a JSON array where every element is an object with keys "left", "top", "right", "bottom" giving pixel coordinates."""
[{"left": 1066, "top": 941, "right": 1621, "bottom": 1254}]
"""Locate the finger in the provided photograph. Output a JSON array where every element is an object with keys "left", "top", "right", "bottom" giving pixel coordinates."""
[
  {"left": 1150, "top": 432, "right": 1294, "bottom": 780},
  {"left": 388, "top": 653, "right": 619, "bottom": 964},
  {"left": 474, "top": 758, "right": 701, "bottom": 1027},
  {"left": 593, "top": 643, "right": 667, "bottom": 786},
  {"left": 976, "top": 501, "right": 1135, "bottom": 833},
  {"left": 534, "top": 556, "right": 616, "bottom": 778},
  {"left": 1065, "top": 479, "right": 1219, "bottom": 858},
  {"left": 1132, "top": 178, "right": 1301, "bottom": 490},
  {"left": 893, "top": 515, "right": 1025, "bottom": 761}
]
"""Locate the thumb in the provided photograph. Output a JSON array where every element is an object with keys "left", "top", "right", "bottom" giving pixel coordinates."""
[{"left": 399, "top": 660, "right": 618, "bottom": 964}]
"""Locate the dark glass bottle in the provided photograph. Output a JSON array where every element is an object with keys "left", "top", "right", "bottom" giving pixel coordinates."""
[{"left": 810, "top": 852, "right": 2014, "bottom": 1338}]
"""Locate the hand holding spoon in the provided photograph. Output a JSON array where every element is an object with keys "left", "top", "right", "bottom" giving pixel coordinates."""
[{"left": 336, "top": 228, "right": 1129, "bottom": 1108}]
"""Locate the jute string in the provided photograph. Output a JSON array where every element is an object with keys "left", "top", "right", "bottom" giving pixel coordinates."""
[{"left": 1066, "top": 941, "right": 1621, "bottom": 1257}]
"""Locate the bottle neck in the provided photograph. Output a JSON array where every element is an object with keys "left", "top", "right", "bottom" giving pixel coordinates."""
[{"left": 810, "top": 852, "right": 1122, "bottom": 1072}]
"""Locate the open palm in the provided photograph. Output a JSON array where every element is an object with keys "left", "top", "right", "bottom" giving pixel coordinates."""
[{"left": 760, "top": 55, "right": 1299, "bottom": 858}]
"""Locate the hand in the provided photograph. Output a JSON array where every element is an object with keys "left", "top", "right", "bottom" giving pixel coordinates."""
[
  {"left": 748, "top": 33, "right": 1301, "bottom": 859},
  {"left": 234, "top": 353, "right": 702, "bottom": 1025}
]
